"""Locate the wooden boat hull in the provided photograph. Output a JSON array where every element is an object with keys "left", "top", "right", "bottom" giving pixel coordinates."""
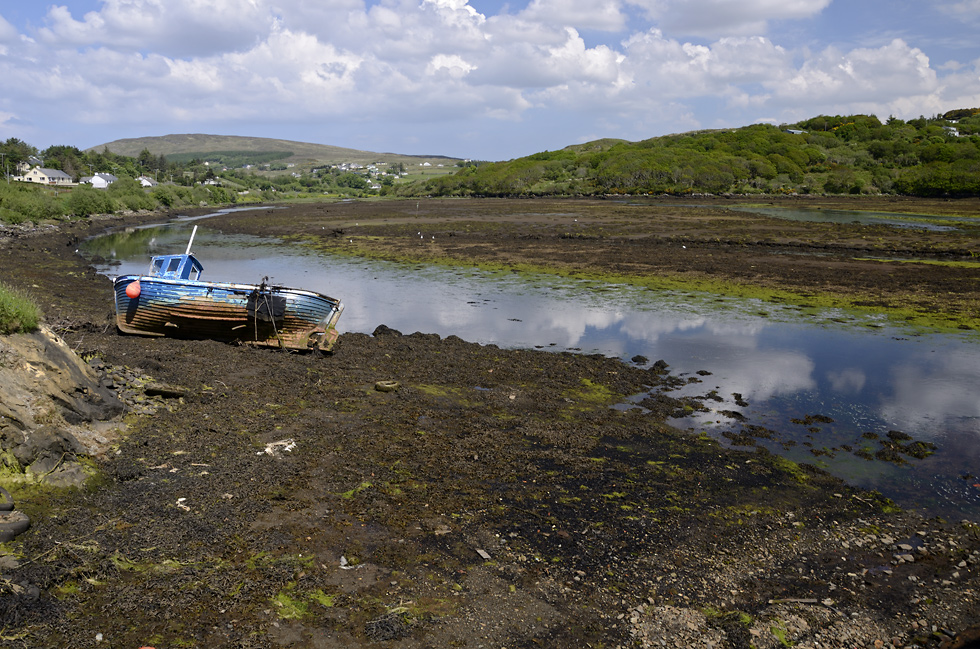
[{"left": 113, "top": 275, "right": 344, "bottom": 352}]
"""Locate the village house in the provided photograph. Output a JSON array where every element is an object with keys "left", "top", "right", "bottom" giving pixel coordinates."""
[
  {"left": 16, "top": 166, "right": 74, "bottom": 186},
  {"left": 80, "top": 173, "right": 118, "bottom": 189},
  {"left": 137, "top": 175, "right": 158, "bottom": 188}
]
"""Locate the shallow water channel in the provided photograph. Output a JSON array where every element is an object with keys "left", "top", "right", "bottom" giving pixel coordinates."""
[{"left": 81, "top": 210, "right": 980, "bottom": 521}]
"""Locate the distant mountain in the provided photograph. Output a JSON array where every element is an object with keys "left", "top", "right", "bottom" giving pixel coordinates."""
[{"left": 88, "top": 134, "right": 462, "bottom": 167}]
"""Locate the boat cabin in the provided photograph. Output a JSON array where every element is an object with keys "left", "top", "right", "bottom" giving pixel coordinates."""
[{"left": 148, "top": 254, "right": 204, "bottom": 281}]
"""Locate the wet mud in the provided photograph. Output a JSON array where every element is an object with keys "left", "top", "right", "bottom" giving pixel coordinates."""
[{"left": 0, "top": 198, "right": 979, "bottom": 648}]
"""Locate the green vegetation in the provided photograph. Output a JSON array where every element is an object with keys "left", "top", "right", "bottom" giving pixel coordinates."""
[
  {"left": 4, "top": 109, "right": 979, "bottom": 223},
  {"left": 397, "top": 109, "right": 980, "bottom": 198},
  {"left": 0, "top": 282, "right": 41, "bottom": 335},
  {"left": 0, "top": 175, "right": 238, "bottom": 223},
  {"left": 0, "top": 137, "right": 244, "bottom": 224}
]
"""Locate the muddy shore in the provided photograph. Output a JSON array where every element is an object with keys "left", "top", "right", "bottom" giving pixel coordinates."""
[{"left": 1, "top": 197, "right": 979, "bottom": 649}]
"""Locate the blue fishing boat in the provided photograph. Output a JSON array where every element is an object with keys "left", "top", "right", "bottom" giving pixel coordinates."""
[{"left": 113, "top": 226, "right": 344, "bottom": 352}]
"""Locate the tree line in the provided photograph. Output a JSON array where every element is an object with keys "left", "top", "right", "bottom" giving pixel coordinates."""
[{"left": 396, "top": 110, "right": 980, "bottom": 198}]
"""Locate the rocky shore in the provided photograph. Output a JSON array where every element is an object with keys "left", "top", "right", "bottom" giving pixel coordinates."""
[{"left": 1, "top": 200, "right": 979, "bottom": 648}]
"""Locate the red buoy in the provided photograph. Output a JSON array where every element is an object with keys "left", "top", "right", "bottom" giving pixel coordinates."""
[{"left": 125, "top": 281, "right": 141, "bottom": 299}]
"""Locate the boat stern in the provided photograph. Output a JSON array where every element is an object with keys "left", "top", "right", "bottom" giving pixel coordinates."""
[{"left": 305, "top": 301, "right": 344, "bottom": 352}]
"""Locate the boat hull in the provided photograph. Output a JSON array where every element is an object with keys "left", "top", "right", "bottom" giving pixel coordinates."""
[{"left": 113, "top": 276, "right": 344, "bottom": 352}]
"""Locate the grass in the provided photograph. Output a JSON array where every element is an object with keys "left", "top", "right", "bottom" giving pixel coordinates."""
[{"left": 0, "top": 281, "right": 41, "bottom": 335}]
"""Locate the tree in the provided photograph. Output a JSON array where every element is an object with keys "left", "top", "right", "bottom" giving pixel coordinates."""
[
  {"left": 42, "top": 145, "right": 86, "bottom": 178},
  {"left": 1, "top": 138, "right": 36, "bottom": 171},
  {"left": 335, "top": 173, "right": 368, "bottom": 189},
  {"left": 138, "top": 148, "right": 156, "bottom": 171}
]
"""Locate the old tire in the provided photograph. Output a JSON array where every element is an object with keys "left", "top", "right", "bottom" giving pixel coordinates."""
[
  {"left": 374, "top": 380, "right": 400, "bottom": 393},
  {"left": 0, "top": 510, "right": 30, "bottom": 542}
]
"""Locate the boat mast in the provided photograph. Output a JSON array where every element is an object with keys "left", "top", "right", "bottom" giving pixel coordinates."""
[{"left": 185, "top": 225, "right": 198, "bottom": 255}]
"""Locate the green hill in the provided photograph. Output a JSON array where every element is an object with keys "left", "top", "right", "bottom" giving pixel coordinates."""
[
  {"left": 88, "top": 134, "right": 462, "bottom": 168},
  {"left": 397, "top": 111, "right": 980, "bottom": 198}
]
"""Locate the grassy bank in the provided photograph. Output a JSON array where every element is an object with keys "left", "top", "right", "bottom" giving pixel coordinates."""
[{"left": 0, "top": 281, "right": 40, "bottom": 334}]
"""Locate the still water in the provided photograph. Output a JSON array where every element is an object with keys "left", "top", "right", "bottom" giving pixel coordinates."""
[{"left": 81, "top": 211, "right": 980, "bottom": 521}]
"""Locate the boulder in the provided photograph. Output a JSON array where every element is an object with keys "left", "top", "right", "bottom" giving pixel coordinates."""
[
  {"left": 0, "top": 325, "right": 122, "bottom": 433},
  {"left": 0, "top": 326, "right": 125, "bottom": 485}
]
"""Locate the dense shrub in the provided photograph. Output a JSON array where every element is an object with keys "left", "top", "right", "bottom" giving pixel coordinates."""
[
  {"left": 66, "top": 186, "right": 117, "bottom": 216},
  {"left": 0, "top": 183, "right": 64, "bottom": 223},
  {"left": 150, "top": 184, "right": 184, "bottom": 207},
  {"left": 107, "top": 177, "right": 157, "bottom": 211}
]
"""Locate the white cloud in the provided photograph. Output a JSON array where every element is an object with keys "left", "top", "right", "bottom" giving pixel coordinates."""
[
  {"left": 427, "top": 53, "right": 477, "bottom": 78},
  {"left": 38, "top": 0, "right": 272, "bottom": 57},
  {"left": 630, "top": 0, "right": 833, "bottom": 38},
  {"left": 519, "top": 0, "right": 628, "bottom": 32},
  {"left": 941, "top": 0, "right": 980, "bottom": 23},
  {"left": 1, "top": 0, "right": 977, "bottom": 157},
  {"left": 0, "top": 14, "right": 18, "bottom": 44},
  {"left": 775, "top": 39, "right": 938, "bottom": 105},
  {"left": 471, "top": 26, "right": 622, "bottom": 90},
  {"left": 622, "top": 31, "right": 792, "bottom": 99}
]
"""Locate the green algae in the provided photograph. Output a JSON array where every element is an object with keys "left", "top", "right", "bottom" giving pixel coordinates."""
[
  {"left": 414, "top": 383, "right": 480, "bottom": 408},
  {"left": 341, "top": 481, "right": 374, "bottom": 499},
  {"left": 561, "top": 378, "right": 619, "bottom": 415},
  {"left": 271, "top": 588, "right": 310, "bottom": 620}
]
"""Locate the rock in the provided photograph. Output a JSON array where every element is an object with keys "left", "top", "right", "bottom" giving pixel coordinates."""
[
  {"left": 11, "top": 424, "right": 87, "bottom": 467},
  {"left": 35, "top": 461, "right": 91, "bottom": 488},
  {"left": 0, "top": 326, "right": 123, "bottom": 431},
  {"left": 0, "top": 327, "right": 130, "bottom": 487},
  {"left": 143, "top": 382, "right": 189, "bottom": 399}
]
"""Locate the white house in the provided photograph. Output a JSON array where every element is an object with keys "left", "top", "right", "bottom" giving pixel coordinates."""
[
  {"left": 18, "top": 166, "right": 73, "bottom": 186},
  {"left": 137, "top": 175, "right": 158, "bottom": 188},
  {"left": 81, "top": 173, "right": 118, "bottom": 189}
]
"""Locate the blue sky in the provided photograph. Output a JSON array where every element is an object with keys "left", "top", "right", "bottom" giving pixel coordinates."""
[{"left": 2, "top": 0, "right": 979, "bottom": 161}]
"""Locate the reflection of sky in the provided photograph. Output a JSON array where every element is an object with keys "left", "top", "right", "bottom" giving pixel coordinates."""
[
  {"left": 879, "top": 345, "right": 980, "bottom": 434},
  {"left": 81, "top": 220, "right": 980, "bottom": 519}
]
